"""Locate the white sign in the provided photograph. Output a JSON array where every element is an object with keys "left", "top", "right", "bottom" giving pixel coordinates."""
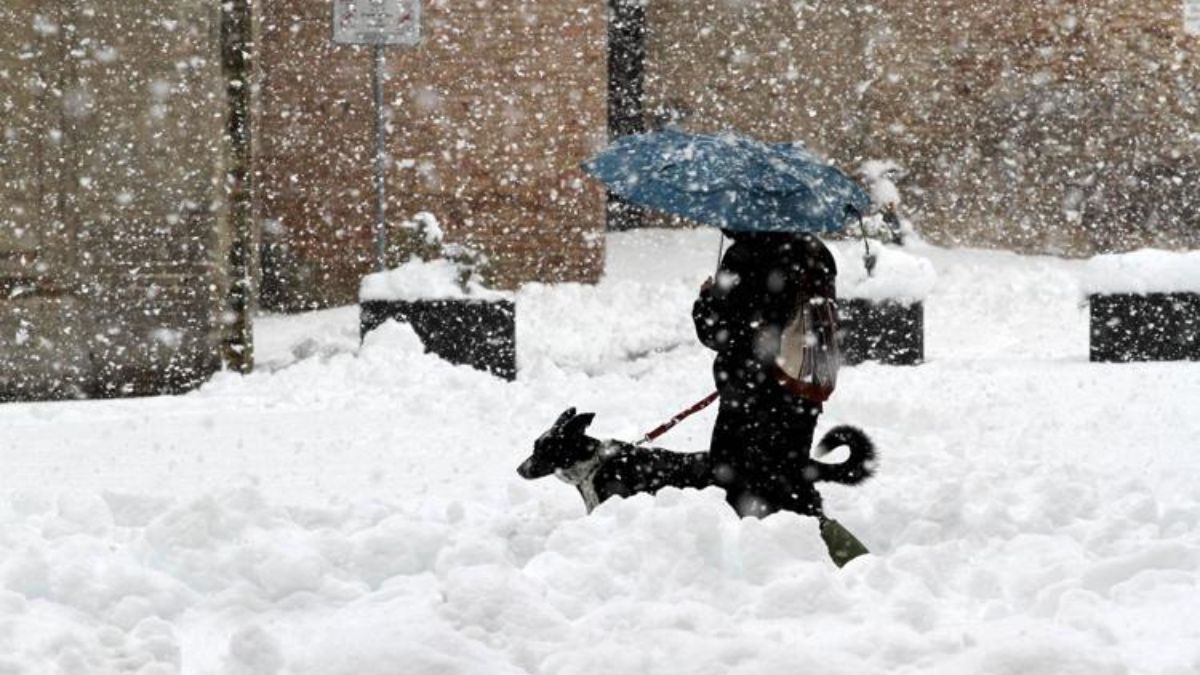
[
  {"left": 333, "top": 0, "right": 421, "bottom": 46},
  {"left": 1187, "top": 0, "right": 1200, "bottom": 35}
]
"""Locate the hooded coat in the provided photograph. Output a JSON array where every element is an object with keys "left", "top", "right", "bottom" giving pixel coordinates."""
[{"left": 692, "top": 231, "right": 837, "bottom": 517}]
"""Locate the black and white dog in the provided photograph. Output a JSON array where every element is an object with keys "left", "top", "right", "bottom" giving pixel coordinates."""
[{"left": 517, "top": 407, "right": 876, "bottom": 514}]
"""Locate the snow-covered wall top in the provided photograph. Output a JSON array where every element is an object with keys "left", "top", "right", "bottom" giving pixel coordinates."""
[
  {"left": 829, "top": 241, "right": 937, "bottom": 303},
  {"left": 1082, "top": 249, "right": 1200, "bottom": 295},
  {"left": 359, "top": 259, "right": 511, "bottom": 302}
]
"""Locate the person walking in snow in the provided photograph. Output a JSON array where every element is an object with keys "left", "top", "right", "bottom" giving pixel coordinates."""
[{"left": 693, "top": 229, "right": 840, "bottom": 519}]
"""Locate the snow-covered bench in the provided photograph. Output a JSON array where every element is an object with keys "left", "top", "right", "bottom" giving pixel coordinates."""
[
  {"left": 359, "top": 258, "right": 517, "bottom": 379},
  {"left": 1082, "top": 250, "right": 1200, "bottom": 362},
  {"left": 829, "top": 242, "right": 936, "bottom": 365}
]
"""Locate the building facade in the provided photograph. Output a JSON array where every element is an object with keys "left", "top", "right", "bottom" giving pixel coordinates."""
[
  {"left": 642, "top": 0, "right": 1200, "bottom": 254},
  {"left": 3, "top": 0, "right": 1198, "bottom": 399},
  {"left": 256, "top": 0, "right": 609, "bottom": 310}
]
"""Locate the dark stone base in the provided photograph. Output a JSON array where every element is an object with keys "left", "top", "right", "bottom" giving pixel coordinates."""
[
  {"left": 839, "top": 299, "right": 924, "bottom": 366},
  {"left": 360, "top": 298, "right": 517, "bottom": 380},
  {"left": 1089, "top": 293, "right": 1200, "bottom": 362}
]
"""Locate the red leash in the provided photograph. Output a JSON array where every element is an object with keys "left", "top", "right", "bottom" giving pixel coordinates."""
[{"left": 636, "top": 391, "right": 719, "bottom": 446}]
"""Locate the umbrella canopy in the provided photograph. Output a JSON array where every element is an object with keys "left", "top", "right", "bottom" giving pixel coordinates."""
[{"left": 583, "top": 129, "right": 870, "bottom": 234}]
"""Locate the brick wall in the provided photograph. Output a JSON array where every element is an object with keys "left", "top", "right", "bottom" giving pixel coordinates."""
[
  {"left": 863, "top": 0, "right": 1200, "bottom": 253},
  {"left": 0, "top": 0, "right": 231, "bottom": 400},
  {"left": 644, "top": 0, "right": 868, "bottom": 158},
  {"left": 258, "top": 0, "right": 608, "bottom": 311}
]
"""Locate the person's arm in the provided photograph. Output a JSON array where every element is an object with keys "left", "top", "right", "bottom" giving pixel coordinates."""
[
  {"left": 692, "top": 280, "right": 727, "bottom": 351},
  {"left": 796, "top": 235, "right": 838, "bottom": 302},
  {"left": 813, "top": 238, "right": 838, "bottom": 302},
  {"left": 692, "top": 245, "right": 756, "bottom": 352}
]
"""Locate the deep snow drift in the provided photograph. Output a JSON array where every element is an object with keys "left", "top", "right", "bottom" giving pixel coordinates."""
[{"left": 1, "top": 229, "right": 1198, "bottom": 674}]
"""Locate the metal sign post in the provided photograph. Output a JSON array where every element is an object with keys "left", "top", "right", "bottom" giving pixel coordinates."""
[
  {"left": 373, "top": 44, "right": 388, "bottom": 270},
  {"left": 333, "top": 0, "right": 421, "bottom": 271}
]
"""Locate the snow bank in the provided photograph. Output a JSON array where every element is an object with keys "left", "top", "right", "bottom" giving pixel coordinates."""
[
  {"left": 2, "top": 472, "right": 1195, "bottom": 674},
  {"left": 517, "top": 279, "right": 702, "bottom": 376},
  {"left": 359, "top": 258, "right": 511, "bottom": 302},
  {"left": 1081, "top": 249, "right": 1200, "bottom": 295},
  {"left": 2, "top": 229, "right": 1199, "bottom": 674},
  {"left": 829, "top": 240, "right": 938, "bottom": 303}
]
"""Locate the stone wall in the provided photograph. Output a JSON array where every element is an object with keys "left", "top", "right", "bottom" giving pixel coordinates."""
[
  {"left": 644, "top": 0, "right": 1200, "bottom": 255},
  {"left": 258, "top": 0, "right": 608, "bottom": 311},
  {"left": 0, "top": 1, "right": 232, "bottom": 400}
]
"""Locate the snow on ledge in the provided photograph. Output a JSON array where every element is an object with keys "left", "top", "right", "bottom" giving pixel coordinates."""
[
  {"left": 829, "top": 240, "right": 937, "bottom": 303},
  {"left": 359, "top": 258, "right": 511, "bottom": 302},
  {"left": 1082, "top": 249, "right": 1200, "bottom": 295}
]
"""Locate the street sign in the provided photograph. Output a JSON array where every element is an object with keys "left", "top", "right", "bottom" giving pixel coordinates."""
[
  {"left": 332, "top": 0, "right": 422, "bottom": 271},
  {"left": 333, "top": 0, "right": 421, "bottom": 46},
  {"left": 1187, "top": 0, "right": 1200, "bottom": 35}
]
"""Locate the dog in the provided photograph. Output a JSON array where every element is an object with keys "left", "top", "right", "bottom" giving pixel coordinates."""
[
  {"left": 517, "top": 408, "right": 712, "bottom": 513},
  {"left": 517, "top": 407, "right": 876, "bottom": 514}
]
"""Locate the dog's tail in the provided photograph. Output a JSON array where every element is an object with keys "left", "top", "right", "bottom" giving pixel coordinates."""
[{"left": 807, "top": 425, "right": 877, "bottom": 485}]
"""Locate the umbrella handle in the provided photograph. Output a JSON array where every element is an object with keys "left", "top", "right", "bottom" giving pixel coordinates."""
[
  {"left": 845, "top": 204, "right": 875, "bottom": 277},
  {"left": 715, "top": 231, "right": 725, "bottom": 274}
]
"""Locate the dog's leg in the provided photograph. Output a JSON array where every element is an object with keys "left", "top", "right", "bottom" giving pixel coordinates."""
[{"left": 577, "top": 481, "right": 600, "bottom": 514}]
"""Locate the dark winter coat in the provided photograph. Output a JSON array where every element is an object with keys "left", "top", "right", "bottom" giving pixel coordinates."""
[{"left": 692, "top": 231, "right": 838, "bottom": 518}]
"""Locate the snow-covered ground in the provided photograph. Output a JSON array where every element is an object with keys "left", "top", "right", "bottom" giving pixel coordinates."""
[{"left": 2, "top": 228, "right": 1198, "bottom": 674}]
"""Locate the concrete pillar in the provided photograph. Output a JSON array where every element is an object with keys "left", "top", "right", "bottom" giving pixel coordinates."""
[{"left": 0, "top": 0, "right": 234, "bottom": 400}]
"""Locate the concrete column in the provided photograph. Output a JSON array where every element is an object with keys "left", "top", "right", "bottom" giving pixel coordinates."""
[{"left": 1, "top": 0, "right": 236, "bottom": 400}]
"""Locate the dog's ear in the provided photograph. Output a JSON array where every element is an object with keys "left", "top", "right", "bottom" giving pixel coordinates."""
[
  {"left": 563, "top": 412, "right": 595, "bottom": 437},
  {"left": 552, "top": 407, "right": 577, "bottom": 430}
]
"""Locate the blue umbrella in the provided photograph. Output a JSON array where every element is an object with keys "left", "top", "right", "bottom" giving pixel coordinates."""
[{"left": 583, "top": 129, "right": 870, "bottom": 234}]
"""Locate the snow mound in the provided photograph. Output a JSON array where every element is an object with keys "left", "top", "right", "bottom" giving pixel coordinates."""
[
  {"left": 830, "top": 241, "right": 938, "bottom": 303},
  {"left": 1081, "top": 249, "right": 1200, "bottom": 295},
  {"left": 2, "top": 476, "right": 1195, "bottom": 674},
  {"left": 359, "top": 258, "right": 510, "bottom": 302},
  {"left": 517, "top": 279, "right": 702, "bottom": 375},
  {"left": 859, "top": 159, "right": 903, "bottom": 209}
]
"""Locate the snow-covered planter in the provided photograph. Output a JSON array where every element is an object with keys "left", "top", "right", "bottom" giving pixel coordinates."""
[
  {"left": 359, "top": 215, "right": 517, "bottom": 380},
  {"left": 830, "top": 242, "right": 936, "bottom": 366},
  {"left": 1082, "top": 250, "right": 1200, "bottom": 362}
]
